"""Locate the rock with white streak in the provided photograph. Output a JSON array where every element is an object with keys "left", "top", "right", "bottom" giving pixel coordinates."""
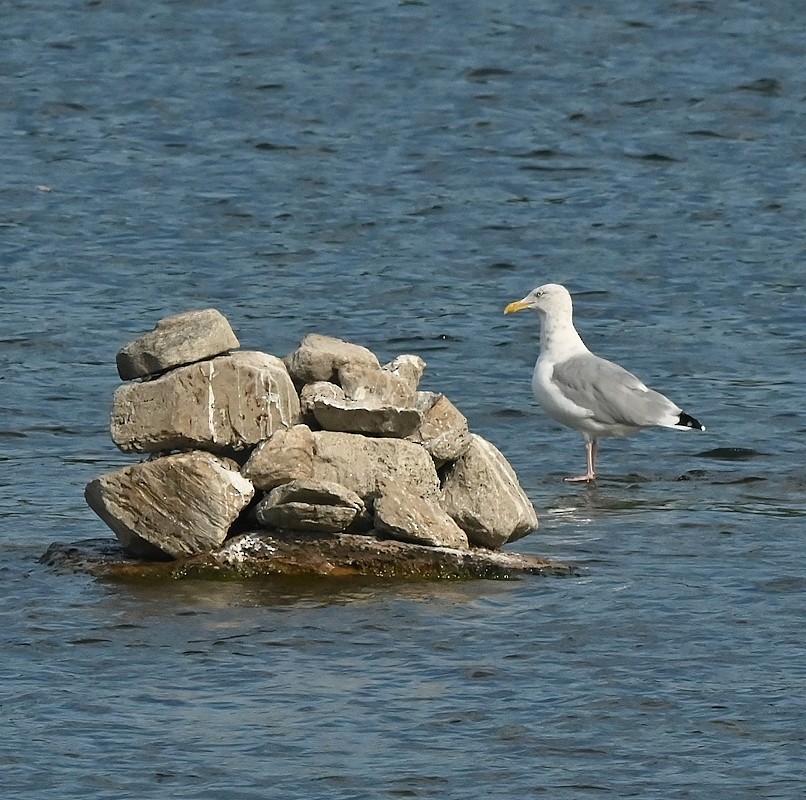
[
  {"left": 373, "top": 483, "right": 469, "bottom": 549},
  {"left": 116, "top": 308, "right": 239, "bottom": 380},
  {"left": 241, "top": 424, "right": 315, "bottom": 490},
  {"left": 254, "top": 478, "right": 366, "bottom": 533},
  {"left": 84, "top": 451, "right": 254, "bottom": 559},
  {"left": 110, "top": 351, "right": 301, "bottom": 454},
  {"left": 441, "top": 434, "right": 538, "bottom": 549}
]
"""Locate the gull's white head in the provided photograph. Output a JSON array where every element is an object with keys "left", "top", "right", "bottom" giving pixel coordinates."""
[{"left": 504, "top": 283, "right": 573, "bottom": 318}]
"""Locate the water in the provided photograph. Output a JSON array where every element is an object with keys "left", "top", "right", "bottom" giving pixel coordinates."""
[{"left": 2, "top": 0, "right": 804, "bottom": 797}]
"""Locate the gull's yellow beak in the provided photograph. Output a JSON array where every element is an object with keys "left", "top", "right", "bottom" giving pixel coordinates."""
[{"left": 504, "top": 299, "right": 531, "bottom": 314}]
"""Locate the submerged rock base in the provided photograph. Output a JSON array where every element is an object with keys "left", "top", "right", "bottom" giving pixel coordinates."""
[{"left": 41, "top": 533, "right": 576, "bottom": 581}]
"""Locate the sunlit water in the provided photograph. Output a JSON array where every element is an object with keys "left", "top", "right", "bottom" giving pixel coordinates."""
[{"left": 2, "top": 1, "right": 804, "bottom": 797}]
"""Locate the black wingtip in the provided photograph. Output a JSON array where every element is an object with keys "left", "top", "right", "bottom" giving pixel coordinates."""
[{"left": 678, "top": 412, "right": 705, "bottom": 431}]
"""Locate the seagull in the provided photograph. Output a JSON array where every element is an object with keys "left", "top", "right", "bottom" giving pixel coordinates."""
[{"left": 504, "top": 283, "right": 705, "bottom": 482}]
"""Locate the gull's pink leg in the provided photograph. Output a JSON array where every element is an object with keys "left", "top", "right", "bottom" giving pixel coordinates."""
[{"left": 564, "top": 438, "right": 597, "bottom": 482}]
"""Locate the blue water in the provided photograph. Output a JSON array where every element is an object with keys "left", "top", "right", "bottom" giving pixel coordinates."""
[{"left": 2, "top": 1, "right": 804, "bottom": 797}]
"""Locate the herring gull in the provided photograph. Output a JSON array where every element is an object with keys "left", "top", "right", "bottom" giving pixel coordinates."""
[{"left": 504, "top": 283, "right": 704, "bottom": 482}]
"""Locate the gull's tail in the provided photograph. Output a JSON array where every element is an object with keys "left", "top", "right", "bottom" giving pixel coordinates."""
[{"left": 677, "top": 412, "right": 705, "bottom": 431}]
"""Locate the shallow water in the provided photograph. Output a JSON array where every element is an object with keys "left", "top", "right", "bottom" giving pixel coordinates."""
[{"left": 2, "top": 1, "right": 805, "bottom": 797}]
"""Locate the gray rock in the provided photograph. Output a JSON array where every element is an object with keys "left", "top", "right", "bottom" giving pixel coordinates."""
[
  {"left": 373, "top": 483, "right": 469, "bottom": 549},
  {"left": 338, "top": 360, "right": 420, "bottom": 406},
  {"left": 311, "top": 431, "right": 441, "bottom": 502},
  {"left": 254, "top": 478, "right": 365, "bottom": 533},
  {"left": 302, "top": 380, "right": 423, "bottom": 437},
  {"left": 383, "top": 354, "right": 427, "bottom": 395},
  {"left": 284, "top": 333, "right": 380, "bottom": 384},
  {"left": 311, "top": 394, "right": 423, "bottom": 437},
  {"left": 111, "top": 351, "right": 301, "bottom": 454},
  {"left": 408, "top": 392, "right": 472, "bottom": 464},
  {"left": 116, "top": 308, "right": 239, "bottom": 380},
  {"left": 84, "top": 451, "right": 254, "bottom": 559},
  {"left": 241, "top": 424, "right": 315, "bottom": 490},
  {"left": 299, "top": 381, "right": 343, "bottom": 417},
  {"left": 441, "top": 434, "right": 538, "bottom": 549}
]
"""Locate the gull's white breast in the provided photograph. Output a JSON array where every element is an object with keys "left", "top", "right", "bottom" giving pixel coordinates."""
[{"left": 532, "top": 358, "right": 595, "bottom": 433}]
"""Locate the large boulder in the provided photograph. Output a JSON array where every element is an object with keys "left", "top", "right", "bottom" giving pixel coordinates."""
[
  {"left": 241, "top": 424, "right": 315, "bottom": 490},
  {"left": 253, "top": 478, "right": 366, "bottom": 533},
  {"left": 116, "top": 308, "right": 239, "bottom": 380},
  {"left": 110, "top": 351, "right": 301, "bottom": 454},
  {"left": 84, "top": 451, "right": 254, "bottom": 559},
  {"left": 310, "top": 431, "right": 441, "bottom": 503},
  {"left": 441, "top": 434, "right": 538, "bottom": 549},
  {"left": 284, "top": 333, "right": 380, "bottom": 384}
]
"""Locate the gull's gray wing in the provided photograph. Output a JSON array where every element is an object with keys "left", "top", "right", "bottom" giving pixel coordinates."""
[{"left": 551, "top": 353, "right": 679, "bottom": 428}]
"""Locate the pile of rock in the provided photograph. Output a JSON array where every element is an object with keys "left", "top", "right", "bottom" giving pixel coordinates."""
[{"left": 84, "top": 309, "right": 539, "bottom": 570}]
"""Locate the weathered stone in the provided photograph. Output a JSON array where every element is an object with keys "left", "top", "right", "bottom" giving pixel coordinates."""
[
  {"left": 84, "top": 451, "right": 254, "bottom": 559},
  {"left": 408, "top": 392, "right": 472, "bottom": 464},
  {"left": 338, "top": 361, "right": 418, "bottom": 406},
  {"left": 311, "top": 395, "right": 423, "bottom": 437},
  {"left": 241, "top": 424, "right": 315, "bottom": 490},
  {"left": 116, "top": 309, "right": 239, "bottom": 380},
  {"left": 441, "top": 434, "right": 538, "bottom": 549},
  {"left": 311, "top": 431, "right": 441, "bottom": 502},
  {"left": 300, "top": 381, "right": 344, "bottom": 417},
  {"left": 383, "top": 354, "right": 427, "bottom": 395},
  {"left": 302, "top": 381, "right": 423, "bottom": 436},
  {"left": 111, "top": 351, "right": 301, "bottom": 453},
  {"left": 284, "top": 333, "right": 380, "bottom": 384},
  {"left": 254, "top": 478, "right": 365, "bottom": 533},
  {"left": 373, "top": 483, "right": 469, "bottom": 549},
  {"left": 41, "top": 533, "right": 577, "bottom": 581}
]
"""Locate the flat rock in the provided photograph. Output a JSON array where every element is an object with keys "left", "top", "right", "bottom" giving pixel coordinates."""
[
  {"left": 116, "top": 308, "right": 239, "bottom": 380},
  {"left": 311, "top": 430, "right": 441, "bottom": 502},
  {"left": 84, "top": 451, "right": 255, "bottom": 559},
  {"left": 111, "top": 351, "right": 301, "bottom": 454},
  {"left": 241, "top": 424, "right": 315, "bottom": 490},
  {"left": 408, "top": 392, "right": 472, "bottom": 464},
  {"left": 41, "top": 533, "right": 577, "bottom": 581},
  {"left": 373, "top": 483, "right": 469, "bottom": 549},
  {"left": 302, "top": 381, "right": 423, "bottom": 437},
  {"left": 441, "top": 434, "right": 539, "bottom": 549},
  {"left": 312, "top": 395, "right": 423, "bottom": 437},
  {"left": 284, "top": 333, "right": 380, "bottom": 384},
  {"left": 254, "top": 478, "right": 365, "bottom": 533}
]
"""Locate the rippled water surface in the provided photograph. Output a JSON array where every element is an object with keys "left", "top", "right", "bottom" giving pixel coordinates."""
[{"left": 2, "top": 1, "right": 805, "bottom": 797}]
